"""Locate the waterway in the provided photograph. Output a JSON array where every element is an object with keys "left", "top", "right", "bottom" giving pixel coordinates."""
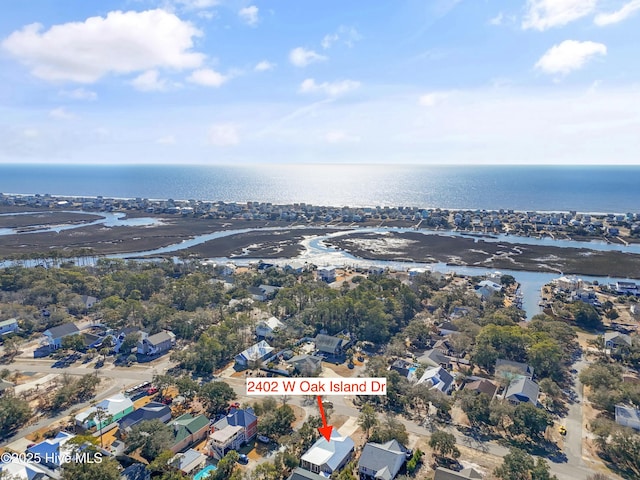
[{"left": 1, "top": 216, "right": 637, "bottom": 319}]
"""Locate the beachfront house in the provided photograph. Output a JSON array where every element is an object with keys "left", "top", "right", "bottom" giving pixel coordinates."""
[
  {"left": 358, "top": 440, "right": 408, "bottom": 480},
  {"left": 300, "top": 431, "right": 354, "bottom": 476}
]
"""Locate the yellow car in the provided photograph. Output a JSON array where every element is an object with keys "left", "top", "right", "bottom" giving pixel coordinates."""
[{"left": 558, "top": 425, "right": 567, "bottom": 435}]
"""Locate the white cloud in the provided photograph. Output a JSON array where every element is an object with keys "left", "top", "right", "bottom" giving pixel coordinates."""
[
  {"left": 208, "top": 123, "right": 239, "bottom": 146},
  {"left": 59, "top": 88, "right": 97, "bottom": 101},
  {"left": 489, "top": 12, "right": 504, "bottom": 25},
  {"left": 594, "top": 0, "right": 640, "bottom": 25},
  {"left": 197, "top": 11, "right": 217, "bottom": 20},
  {"left": 418, "top": 92, "right": 449, "bottom": 107},
  {"left": 289, "top": 47, "right": 327, "bottom": 67},
  {"left": 522, "top": 0, "right": 597, "bottom": 30},
  {"left": 238, "top": 6, "right": 259, "bottom": 26},
  {"left": 156, "top": 135, "right": 176, "bottom": 145},
  {"left": 535, "top": 40, "right": 607, "bottom": 75},
  {"left": 325, "top": 131, "right": 361, "bottom": 143},
  {"left": 254, "top": 60, "right": 275, "bottom": 72},
  {"left": 131, "top": 70, "right": 168, "bottom": 91},
  {"left": 1, "top": 9, "right": 204, "bottom": 83},
  {"left": 175, "top": 0, "right": 218, "bottom": 9},
  {"left": 321, "top": 26, "right": 362, "bottom": 49},
  {"left": 299, "top": 78, "right": 360, "bottom": 96},
  {"left": 23, "top": 128, "right": 39, "bottom": 138},
  {"left": 187, "top": 68, "right": 228, "bottom": 87},
  {"left": 49, "top": 107, "right": 75, "bottom": 120},
  {"left": 321, "top": 33, "right": 339, "bottom": 49}
]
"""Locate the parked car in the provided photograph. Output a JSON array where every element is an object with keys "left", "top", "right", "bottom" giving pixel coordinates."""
[
  {"left": 237, "top": 454, "right": 249, "bottom": 464},
  {"left": 146, "top": 387, "right": 158, "bottom": 395},
  {"left": 257, "top": 435, "right": 271, "bottom": 444}
]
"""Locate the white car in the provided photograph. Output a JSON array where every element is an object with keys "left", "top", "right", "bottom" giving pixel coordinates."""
[{"left": 257, "top": 435, "right": 271, "bottom": 444}]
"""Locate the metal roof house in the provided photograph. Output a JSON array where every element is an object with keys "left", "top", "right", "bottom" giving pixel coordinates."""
[
  {"left": 235, "top": 340, "right": 275, "bottom": 368},
  {"left": 0, "top": 318, "right": 18, "bottom": 335},
  {"left": 314, "top": 334, "right": 344, "bottom": 356},
  {"left": 358, "top": 440, "right": 408, "bottom": 480},
  {"left": 26, "top": 431, "right": 75, "bottom": 469},
  {"left": 75, "top": 393, "right": 134, "bottom": 430},
  {"left": 169, "top": 413, "right": 210, "bottom": 454},
  {"left": 417, "top": 366, "right": 455, "bottom": 394},
  {"left": 209, "top": 407, "right": 258, "bottom": 459},
  {"left": 300, "top": 430, "right": 354, "bottom": 476}
]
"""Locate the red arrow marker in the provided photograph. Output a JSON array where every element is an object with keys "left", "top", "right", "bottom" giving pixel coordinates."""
[{"left": 317, "top": 395, "right": 333, "bottom": 442}]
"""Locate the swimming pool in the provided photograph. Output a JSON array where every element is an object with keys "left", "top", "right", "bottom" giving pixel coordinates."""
[{"left": 193, "top": 464, "right": 217, "bottom": 480}]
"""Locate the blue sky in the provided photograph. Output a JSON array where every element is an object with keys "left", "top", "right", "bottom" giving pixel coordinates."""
[{"left": 1, "top": 0, "right": 639, "bottom": 165}]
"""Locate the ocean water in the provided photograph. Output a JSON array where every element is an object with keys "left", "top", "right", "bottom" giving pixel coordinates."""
[{"left": 0, "top": 164, "right": 639, "bottom": 213}]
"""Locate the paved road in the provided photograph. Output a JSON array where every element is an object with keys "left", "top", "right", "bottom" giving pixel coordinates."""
[{"left": 3, "top": 357, "right": 612, "bottom": 479}]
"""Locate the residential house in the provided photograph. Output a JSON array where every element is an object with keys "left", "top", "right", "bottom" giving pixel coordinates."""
[
  {"left": 504, "top": 376, "right": 540, "bottom": 405},
  {"left": 137, "top": 331, "right": 176, "bottom": 356},
  {"left": 464, "top": 379, "right": 497, "bottom": 399},
  {"left": 418, "top": 349, "right": 452, "bottom": 369},
  {"left": 555, "top": 276, "right": 582, "bottom": 292},
  {"left": 171, "top": 448, "right": 206, "bottom": 475},
  {"left": 287, "top": 355, "right": 323, "bottom": 377},
  {"left": 358, "top": 439, "right": 408, "bottom": 480},
  {"left": 75, "top": 393, "right": 134, "bottom": 430},
  {"left": 433, "top": 466, "right": 484, "bottom": 480},
  {"left": 170, "top": 413, "right": 210, "bottom": 454},
  {"left": 390, "top": 359, "right": 417, "bottom": 382},
  {"left": 121, "top": 463, "right": 151, "bottom": 480},
  {"left": 287, "top": 467, "right": 326, "bottom": 480},
  {"left": 475, "top": 280, "right": 502, "bottom": 301},
  {"left": 605, "top": 332, "right": 632, "bottom": 351},
  {"left": 0, "top": 457, "right": 50, "bottom": 480},
  {"left": 27, "top": 431, "right": 75, "bottom": 469},
  {"left": 42, "top": 323, "right": 79, "bottom": 349},
  {"left": 314, "top": 334, "right": 344, "bottom": 357},
  {"left": 80, "top": 295, "right": 98, "bottom": 309},
  {"left": 417, "top": 366, "right": 455, "bottom": 394},
  {"left": 114, "top": 327, "right": 141, "bottom": 354},
  {"left": 118, "top": 402, "right": 172, "bottom": 433},
  {"left": 300, "top": 431, "right": 354, "bottom": 476},
  {"left": 256, "top": 317, "right": 285, "bottom": 339},
  {"left": 317, "top": 266, "right": 337, "bottom": 283},
  {"left": 615, "top": 404, "right": 640, "bottom": 431},
  {"left": 209, "top": 407, "right": 258, "bottom": 459},
  {"left": 0, "top": 318, "right": 18, "bottom": 335},
  {"left": 438, "top": 321, "right": 459, "bottom": 336},
  {"left": 495, "top": 359, "right": 534, "bottom": 379},
  {"left": 235, "top": 340, "right": 275, "bottom": 368},
  {"left": 615, "top": 281, "right": 638, "bottom": 295}
]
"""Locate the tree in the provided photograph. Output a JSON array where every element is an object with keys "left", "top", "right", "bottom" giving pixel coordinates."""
[
  {"left": 458, "top": 391, "right": 491, "bottom": 428},
  {"left": 62, "top": 334, "right": 86, "bottom": 352},
  {"left": 127, "top": 419, "right": 173, "bottom": 461},
  {"left": 369, "top": 415, "right": 408, "bottom": 445},
  {"left": 2, "top": 337, "right": 21, "bottom": 359},
  {"left": 358, "top": 404, "right": 378, "bottom": 440},
  {"left": 258, "top": 404, "right": 296, "bottom": 440},
  {"left": 570, "top": 301, "right": 602, "bottom": 329},
  {"left": 211, "top": 451, "right": 241, "bottom": 480},
  {"left": 509, "top": 402, "right": 553, "bottom": 440},
  {"left": 494, "top": 448, "right": 535, "bottom": 480},
  {"left": 200, "top": 381, "right": 236, "bottom": 415},
  {"left": 428, "top": 431, "right": 460, "bottom": 459},
  {"left": 61, "top": 456, "right": 121, "bottom": 480},
  {"left": 0, "top": 393, "right": 32, "bottom": 437}
]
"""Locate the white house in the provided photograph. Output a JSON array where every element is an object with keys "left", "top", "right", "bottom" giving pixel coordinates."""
[
  {"left": 256, "top": 317, "right": 285, "bottom": 339},
  {"left": 417, "top": 366, "right": 455, "bottom": 394},
  {"left": 0, "top": 318, "right": 18, "bottom": 336},
  {"left": 317, "top": 266, "right": 337, "bottom": 283},
  {"left": 300, "top": 431, "right": 354, "bottom": 476},
  {"left": 615, "top": 404, "right": 640, "bottom": 431},
  {"left": 235, "top": 340, "right": 275, "bottom": 368}
]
